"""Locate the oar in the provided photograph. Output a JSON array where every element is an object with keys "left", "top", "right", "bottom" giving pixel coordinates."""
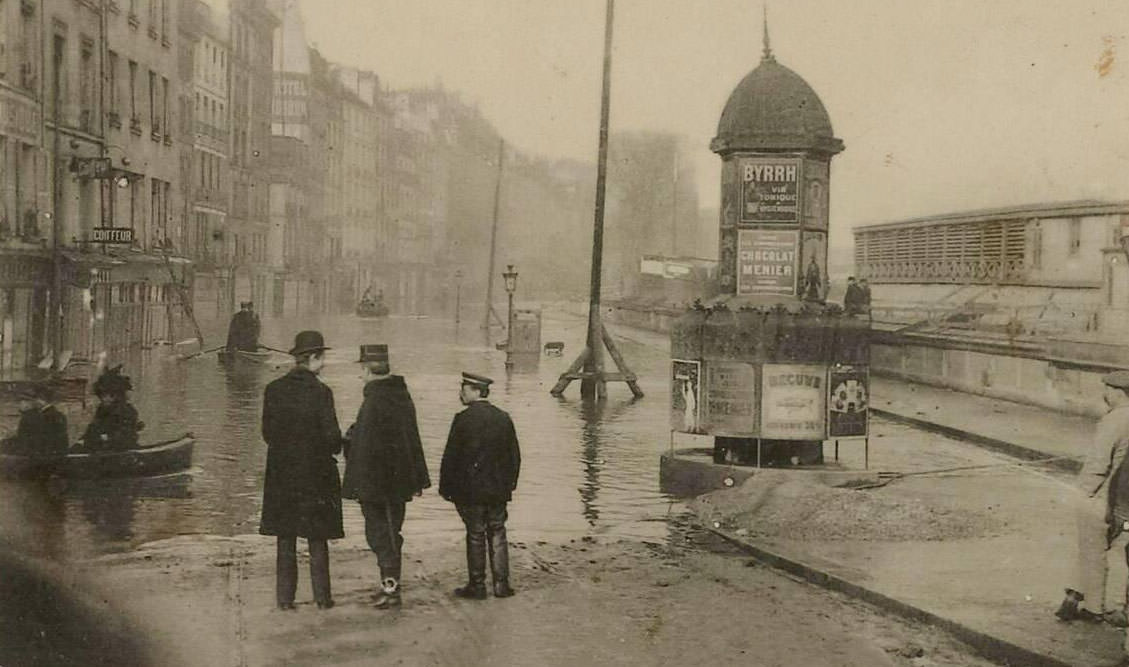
[
  {"left": 181, "top": 345, "right": 225, "bottom": 361},
  {"left": 257, "top": 345, "right": 289, "bottom": 355}
]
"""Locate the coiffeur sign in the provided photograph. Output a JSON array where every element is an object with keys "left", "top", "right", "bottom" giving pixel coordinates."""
[
  {"left": 737, "top": 229, "right": 798, "bottom": 296},
  {"left": 761, "top": 364, "right": 826, "bottom": 439}
]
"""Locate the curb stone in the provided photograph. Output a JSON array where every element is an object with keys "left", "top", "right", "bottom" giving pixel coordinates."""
[
  {"left": 706, "top": 526, "right": 1075, "bottom": 667},
  {"left": 870, "top": 408, "right": 1082, "bottom": 474}
]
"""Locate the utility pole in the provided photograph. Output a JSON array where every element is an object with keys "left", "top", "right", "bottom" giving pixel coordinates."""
[
  {"left": 551, "top": 0, "right": 643, "bottom": 401},
  {"left": 482, "top": 138, "right": 505, "bottom": 335}
]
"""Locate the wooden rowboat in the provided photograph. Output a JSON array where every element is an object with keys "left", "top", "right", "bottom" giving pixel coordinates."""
[
  {"left": 355, "top": 302, "right": 389, "bottom": 318},
  {"left": 217, "top": 349, "right": 273, "bottom": 365},
  {"left": 0, "top": 434, "right": 195, "bottom": 481}
]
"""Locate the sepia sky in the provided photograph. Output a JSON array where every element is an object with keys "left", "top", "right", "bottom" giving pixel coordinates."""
[{"left": 298, "top": 0, "right": 1129, "bottom": 249}]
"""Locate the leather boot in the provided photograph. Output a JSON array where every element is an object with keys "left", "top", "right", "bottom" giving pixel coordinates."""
[
  {"left": 374, "top": 577, "right": 401, "bottom": 609},
  {"left": 488, "top": 525, "right": 514, "bottom": 598},
  {"left": 454, "top": 532, "right": 488, "bottom": 600}
]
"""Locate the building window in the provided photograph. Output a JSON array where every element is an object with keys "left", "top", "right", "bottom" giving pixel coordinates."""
[
  {"left": 161, "top": 76, "right": 169, "bottom": 135},
  {"left": 128, "top": 60, "right": 138, "bottom": 119},
  {"left": 148, "top": 69, "right": 156, "bottom": 130},
  {"left": 79, "top": 39, "right": 94, "bottom": 131},
  {"left": 107, "top": 50, "right": 118, "bottom": 112},
  {"left": 1069, "top": 218, "right": 1082, "bottom": 256},
  {"left": 1030, "top": 221, "right": 1043, "bottom": 269}
]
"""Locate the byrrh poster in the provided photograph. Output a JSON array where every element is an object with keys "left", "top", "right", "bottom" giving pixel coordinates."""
[
  {"left": 739, "top": 156, "right": 802, "bottom": 224},
  {"left": 761, "top": 364, "right": 826, "bottom": 439},
  {"left": 737, "top": 229, "right": 799, "bottom": 296},
  {"left": 703, "top": 360, "right": 758, "bottom": 436}
]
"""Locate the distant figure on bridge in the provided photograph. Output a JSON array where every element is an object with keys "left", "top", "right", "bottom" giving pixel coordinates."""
[
  {"left": 226, "top": 301, "right": 261, "bottom": 352},
  {"left": 859, "top": 278, "right": 872, "bottom": 317},
  {"left": 1056, "top": 371, "right": 1129, "bottom": 624},
  {"left": 78, "top": 366, "right": 144, "bottom": 452},
  {"left": 0, "top": 383, "right": 68, "bottom": 458},
  {"left": 843, "top": 277, "right": 865, "bottom": 316},
  {"left": 802, "top": 255, "right": 823, "bottom": 302},
  {"left": 343, "top": 344, "right": 430, "bottom": 610}
]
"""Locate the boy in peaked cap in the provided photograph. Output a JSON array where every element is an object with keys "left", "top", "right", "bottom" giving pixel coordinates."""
[
  {"left": 440, "top": 371, "right": 521, "bottom": 600},
  {"left": 1057, "top": 370, "right": 1129, "bottom": 626},
  {"left": 342, "top": 344, "right": 430, "bottom": 609}
]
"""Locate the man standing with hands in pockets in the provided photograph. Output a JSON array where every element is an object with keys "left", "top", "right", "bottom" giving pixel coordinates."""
[
  {"left": 440, "top": 372, "right": 521, "bottom": 600},
  {"left": 343, "top": 344, "right": 431, "bottom": 609}
]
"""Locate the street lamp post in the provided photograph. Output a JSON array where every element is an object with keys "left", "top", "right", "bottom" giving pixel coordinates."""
[
  {"left": 502, "top": 264, "right": 518, "bottom": 368},
  {"left": 455, "top": 269, "right": 463, "bottom": 325}
]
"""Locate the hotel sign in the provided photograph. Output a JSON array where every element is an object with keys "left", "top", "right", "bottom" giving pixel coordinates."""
[
  {"left": 92, "top": 227, "right": 134, "bottom": 244},
  {"left": 739, "top": 156, "right": 801, "bottom": 224},
  {"left": 737, "top": 229, "right": 798, "bottom": 296}
]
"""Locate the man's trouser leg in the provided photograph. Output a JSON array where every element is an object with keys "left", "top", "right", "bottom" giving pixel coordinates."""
[
  {"left": 485, "top": 503, "right": 511, "bottom": 593},
  {"left": 360, "top": 500, "right": 406, "bottom": 581},
  {"left": 308, "top": 539, "right": 332, "bottom": 606},
  {"left": 456, "top": 504, "right": 488, "bottom": 595},
  {"left": 1076, "top": 497, "right": 1110, "bottom": 614},
  {"left": 276, "top": 536, "right": 298, "bottom": 607}
]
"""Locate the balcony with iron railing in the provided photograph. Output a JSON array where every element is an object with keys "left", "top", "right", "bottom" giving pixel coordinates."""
[{"left": 194, "top": 186, "right": 230, "bottom": 211}]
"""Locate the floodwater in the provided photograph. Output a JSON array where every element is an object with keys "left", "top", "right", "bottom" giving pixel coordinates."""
[{"left": 0, "top": 304, "right": 688, "bottom": 561}]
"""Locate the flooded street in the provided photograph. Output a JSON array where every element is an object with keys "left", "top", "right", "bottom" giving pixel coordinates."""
[{"left": 1, "top": 305, "right": 686, "bottom": 561}]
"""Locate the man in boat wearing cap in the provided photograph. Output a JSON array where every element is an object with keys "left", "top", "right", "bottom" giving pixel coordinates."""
[
  {"left": 226, "top": 301, "right": 261, "bottom": 353},
  {"left": 78, "top": 366, "right": 144, "bottom": 452},
  {"left": 439, "top": 372, "right": 521, "bottom": 599},
  {"left": 1057, "top": 370, "right": 1129, "bottom": 625},
  {"left": 342, "top": 344, "right": 431, "bottom": 609},
  {"left": 260, "top": 330, "right": 345, "bottom": 610},
  {"left": 1, "top": 383, "right": 68, "bottom": 458}
]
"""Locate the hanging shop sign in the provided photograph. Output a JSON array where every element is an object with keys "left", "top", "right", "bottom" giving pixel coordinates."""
[
  {"left": 761, "top": 363, "right": 826, "bottom": 439},
  {"left": 702, "top": 360, "right": 758, "bottom": 436},
  {"left": 827, "top": 366, "right": 869, "bottom": 437},
  {"left": 738, "top": 156, "right": 801, "bottom": 224},
  {"left": 670, "top": 359, "right": 702, "bottom": 434},
  {"left": 91, "top": 227, "right": 135, "bottom": 244},
  {"left": 70, "top": 157, "right": 113, "bottom": 180},
  {"left": 737, "top": 229, "right": 798, "bottom": 296}
]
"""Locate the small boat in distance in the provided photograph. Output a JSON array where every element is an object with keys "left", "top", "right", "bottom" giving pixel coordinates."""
[
  {"left": 0, "top": 434, "right": 195, "bottom": 480},
  {"left": 356, "top": 300, "right": 389, "bottom": 318}
]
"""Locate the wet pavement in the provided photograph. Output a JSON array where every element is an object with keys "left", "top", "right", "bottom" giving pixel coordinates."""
[{"left": 0, "top": 305, "right": 686, "bottom": 561}]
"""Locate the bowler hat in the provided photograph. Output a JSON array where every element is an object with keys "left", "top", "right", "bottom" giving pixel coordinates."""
[
  {"left": 288, "top": 330, "right": 330, "bottom": 357},
  {"left": 461, "top": 372, "right": 493, "bottom": 388},
  {"left": 358, "top": 344, "right": 389, "bottom": 364},
  {"left": 1104, "top": 370, "right": 1129, "bottom": 390}
]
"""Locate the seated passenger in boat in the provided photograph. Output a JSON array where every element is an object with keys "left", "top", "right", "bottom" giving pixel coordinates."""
[
  {"left": 0, "top": 383, "right": 68, "bottom": 458},
  {"left": 78, "top": 366, "right": 145, "bottom": 452},
  {"left": 226, "top": 301, "right": 262, "bottom": 352}
]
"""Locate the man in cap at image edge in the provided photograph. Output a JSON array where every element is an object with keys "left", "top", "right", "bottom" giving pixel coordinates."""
[
  {"left": 440, "top": 372, "right": 521, "bottom": 599},
  {"left": 342, "top": 344, "right": 431, "bottom": 609},
  {"left": 260, "top": 330, "right": 345, "bottom": 610},
  {"left": 1057, "top": 370, "right": 1129, "bottom": 626}
]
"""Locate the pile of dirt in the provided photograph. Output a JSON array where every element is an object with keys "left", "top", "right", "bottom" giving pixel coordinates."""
[{"left": 690, "top": 470, "right": 1001, "bottom": 542}]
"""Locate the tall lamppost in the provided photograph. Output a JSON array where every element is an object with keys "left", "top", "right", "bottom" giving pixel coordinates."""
[
  {"left": 502, "top": 264, "right": 518, "bottom": 368},
  {"left": 454, "top": 269, "right": 463, "bottom": 325}
]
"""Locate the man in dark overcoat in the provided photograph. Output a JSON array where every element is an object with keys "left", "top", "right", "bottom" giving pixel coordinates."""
[
  {"left": 343, "top": 344, "right": 431, "bottom": 609},
  {"left": 226, "top": 301, "right": 261, "bottom": 352},
  {"left": 260, "top": 330, "right": 344, "bottom": 610},
  {"left": 1, "top": 383, "right": 68, "bottom": 458},
  {"left": 439, "top": 372, "right": 521, "bottom": 599}
]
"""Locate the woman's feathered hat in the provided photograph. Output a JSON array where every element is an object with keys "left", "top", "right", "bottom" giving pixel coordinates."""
[{"left": 93, "top": 364, "right": 133, "bottom": 397}]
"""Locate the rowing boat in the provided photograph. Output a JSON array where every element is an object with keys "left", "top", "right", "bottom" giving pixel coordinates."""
[
  {"left": 217, "top": 349, "right": 273, "bottom": 365},
  {"left": 0, "top": 434, "right": 195, "bottom": 480}
]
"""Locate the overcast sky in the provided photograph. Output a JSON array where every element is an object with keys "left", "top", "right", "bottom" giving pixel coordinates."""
[{"left": 297, "top": 0, "right": 1128, "bottom": 249}]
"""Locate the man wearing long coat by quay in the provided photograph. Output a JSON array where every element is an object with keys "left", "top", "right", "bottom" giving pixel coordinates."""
[
  {"left": 260, "top": 330, "right": 344, "bottom": 610},
  {"left": 343, "top": 344, "right": 430, "bottom": 609},
  {"left": 440, "top": 373, "right": 521, "bottom": 599}
]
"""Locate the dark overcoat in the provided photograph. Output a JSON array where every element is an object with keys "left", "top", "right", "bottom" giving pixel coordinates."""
[
  {"left": 342, "top": 375, "right": 431, "bottom": 503},
  {"left": 1, "top": 405, "right": 69, "bottom": 457},
  {"left": 439, "top": 400, "right": 521, "bottom": 505},
  {"left": 226, "top": 311, "right": 261, "bottom": 351},
  {"left": 260, "top": 367, "right": 344, "bottom": 540}
]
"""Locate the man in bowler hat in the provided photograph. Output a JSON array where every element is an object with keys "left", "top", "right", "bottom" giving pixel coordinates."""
[
  {"left": 1057, "top": 370, "right": 1129, "bottom": 624},
  {"left": 342, "top": 344, "right": 431, "bottom": 609},
  {"left": 1, "top": 383, "right": 68, "bottom": 458},
  {"left": 260, "top": 330, "right": 344, "bottom": 610},
  {"left": 440, "top": 372, "right": 521, "bottom": 599}
]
